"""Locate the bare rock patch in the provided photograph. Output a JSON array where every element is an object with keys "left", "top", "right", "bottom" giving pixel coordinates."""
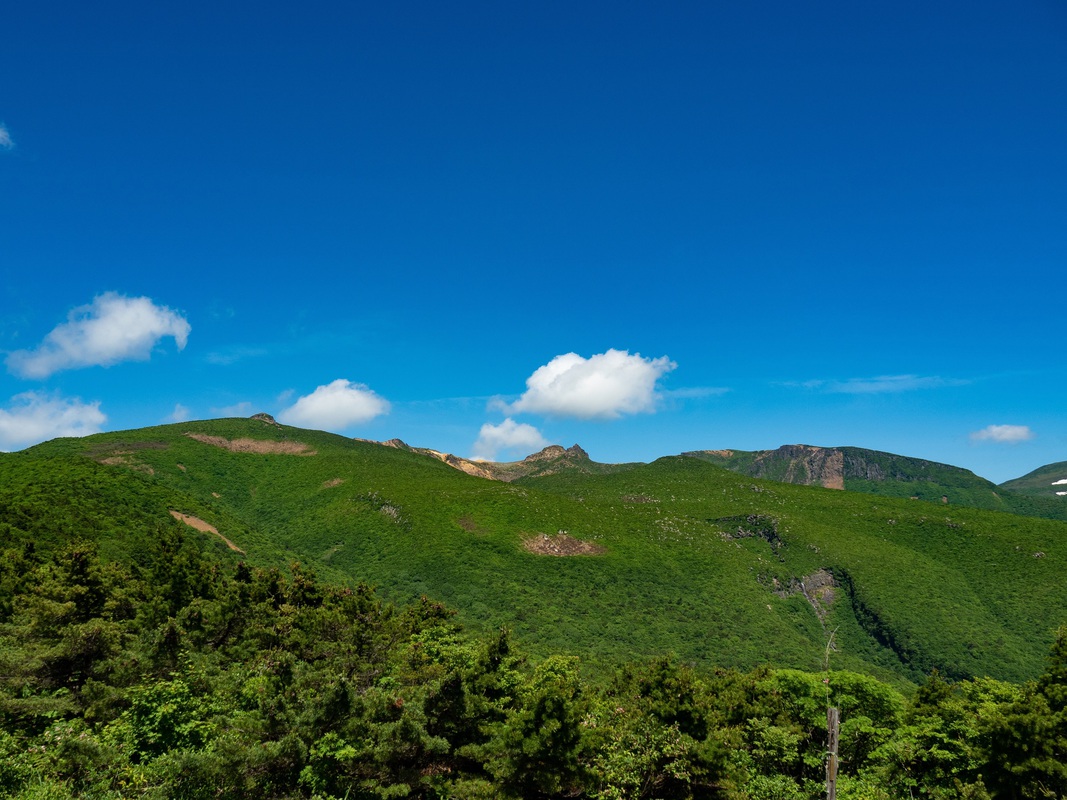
[
  {"left": 771, "top": 568, "right": 837, "bottom": 621},
  {"left": 523, "top": 532, "right": 606, "bottom": 557},
  {"left": 184, "top": 432, "right": 316, "bottom": 456}
]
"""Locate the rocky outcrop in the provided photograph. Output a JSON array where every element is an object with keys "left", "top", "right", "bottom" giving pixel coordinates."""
[
  {"left": 523, "top": 444, "right": 590, "bottom": 463},
  {"left": 686, "top": 444, "right": 983, "bottom": 493},
  {"left": 771, "top": 445, "right": 844, "bottom": 490},
  {"left": 689, "top": 445, "right": 845, "bottom": 489},
  {"left": 359, "top": 438, "right": 629, "bottom": 482},
  {"left": 522, "top": 532, "right": 606, "bottom": 556},
  {"left": 773, "top": 569, "right": 837, "bottom": 621}
]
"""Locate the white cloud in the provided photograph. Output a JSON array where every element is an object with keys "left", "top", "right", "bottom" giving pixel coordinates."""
[
  {"left": 278, "top": 379, "right": 390, "bottom": 430},
  {"left": 471, "top": 418, "right": 549, "bottom": 461},
  {"left": 0, "top": 391, "right": 106, "bottom": 451},
  {"left": 970, "top": 424, "right": 1034, "bottom": 444},
  {"left": 0, "top": 124, "right": 13, "bottom": 150},
  {"left": 167, "top": 403, "right": 191, "bottom": 423},
  {"left": 500, "top": 349, "right": 676, "bottom": 420},
  {"left": 6, "top": 292, "right": 191, "bottom": 379}
]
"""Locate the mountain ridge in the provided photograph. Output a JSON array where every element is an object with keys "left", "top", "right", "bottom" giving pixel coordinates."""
[
  {"left": 352, "top": 430, "right": 1067, "bottom": 521},
  {"left": 358, "top": 437, "right": 641, "bottom": 482},
  {"left": 683, "top": 443, "right": 1067, "bottom": 521}
]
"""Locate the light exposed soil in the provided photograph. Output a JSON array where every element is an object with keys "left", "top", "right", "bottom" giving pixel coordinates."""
[
  {"left": 523, "top": 533, "right": 606, "bottom": 557},
  {"left": 443, "top": 454, "right": 497, "bottom": 480},
  {"left": 322, "top": 478, "right": 345, "bottom": 488},
  {"left": 184, "top": 432, "right": 316, "bottom": 455},
  {"left": 169, "top": 510, "right": 245, "bottom": 554},
  {"left": 97, "top": 455, "right": 155, "bottom": 475}
]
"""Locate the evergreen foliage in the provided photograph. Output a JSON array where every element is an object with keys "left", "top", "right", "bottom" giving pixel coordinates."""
[
  {"left": 0, "top": 518, "right": 1061, "bottom": 797},
  {"left": 2, "top": 419, "right": 1067, "bottom": 797}
]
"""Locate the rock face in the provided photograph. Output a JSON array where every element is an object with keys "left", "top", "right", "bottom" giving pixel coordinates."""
[
  {"left": 773, "top": 445, "right": 845, "bottom": 490},
  {"left": 687, "top": 445, "right": 845, "bottom": 490},
  {"left": 686, "top": 443, "right": 990, "bottom": 498},
  {"left": 251, "top": 413, "right": 280, "bottom": 426}
]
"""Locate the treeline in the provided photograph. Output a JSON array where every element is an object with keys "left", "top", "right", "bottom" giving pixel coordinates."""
[{"left": 0, "top": 531, "right": 1065, "bottom": 799}]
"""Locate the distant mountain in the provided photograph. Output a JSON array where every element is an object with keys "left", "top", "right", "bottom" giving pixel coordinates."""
[
  {"left": 683, "top": 444, "right": 1067, "bottom": 521},
  {"left": 370, "top": 439, "right": 641, "bottom": 482},
  {"left": 1000, "top": 460, "right": 1067, "bottom": 500}
]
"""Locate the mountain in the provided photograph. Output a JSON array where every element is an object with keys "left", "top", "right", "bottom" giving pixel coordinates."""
[
  {"left": 1000, "top": 460, "right": 1067, "bottom": 500},
  {"left": 371, "top": 438, "right": 641, "bottom": 482},
  {"left": 6, "top": 416, "right": 1067, "bottom": 685},
  {"left": 684, "top": 444, "right": 1067, "bottom": 521},
  {"left": 409, "top": 439, "right": 1067, "bottom": 522}
]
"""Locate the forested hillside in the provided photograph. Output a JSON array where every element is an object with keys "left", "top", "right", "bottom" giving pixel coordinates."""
[
  {"left": 8, "top": 417, "right": 1067, "bottom": 684},
  {"left": 2, "top": 509, "right": 1067, "bottom": 797},
  {"left": 2, "top": 418, "right": 1067, "bottom": 797}
]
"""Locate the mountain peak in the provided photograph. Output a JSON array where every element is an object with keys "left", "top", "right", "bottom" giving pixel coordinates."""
[
  {"left": 565, "top": 444, "right": 589, "bottom": 459},
  {"left": 523, "top": 444, "right": 590, "bottom": 463}
]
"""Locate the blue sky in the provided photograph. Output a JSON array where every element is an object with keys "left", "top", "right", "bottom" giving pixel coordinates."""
[{"left": 1, "top": 1, "right": 1065, "bottom": 483}]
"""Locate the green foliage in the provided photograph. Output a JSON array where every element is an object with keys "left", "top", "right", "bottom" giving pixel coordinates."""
[
  {"left": 982, "top": 627, "right": 1067, "bottom": 799},
  {"left": 0, "top": 518, "right": 1065, "bottom": 798},
  {"left": 5, "top": 418, "right": 1067, "bottom": 797},
  {"left": 8, "top": 419, "right": 1067, "bottom": 684}
]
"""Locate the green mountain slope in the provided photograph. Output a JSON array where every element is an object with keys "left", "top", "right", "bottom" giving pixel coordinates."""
[
  {"left": 1000, "top": 460, "right": 1067, "bottom": 500},
  {"left": 685, "top": 444, "right": 1067, "bottom": 521},
  {"left": 8, "top": 417, "right": 1067, "bottom": 685}
]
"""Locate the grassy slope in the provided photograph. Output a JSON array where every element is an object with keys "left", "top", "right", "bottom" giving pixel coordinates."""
[
  {"left": 12, "top": 418, "right": 1067, "bottom": 685},
  {"left": 1000, "top": 460, "right": 1067, "bottom": 499}
]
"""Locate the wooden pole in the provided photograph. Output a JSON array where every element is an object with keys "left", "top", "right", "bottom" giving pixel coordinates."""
[{"left": 826, "top": 706, "right": 840, "bottom": 800}]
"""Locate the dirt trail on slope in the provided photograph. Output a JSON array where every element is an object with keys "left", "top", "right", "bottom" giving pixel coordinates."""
[{"left": 169, "top": 510, "right": 245, "bottom": 554}]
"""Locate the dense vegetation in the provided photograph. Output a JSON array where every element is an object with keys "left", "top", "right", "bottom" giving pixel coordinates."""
[
  {"left": 7, "top": 418, "right": 1067, "bottom": 685},
  {"left": 2, "top": 532, "right": 1066, "bottom": 799},
  {"left": 2, "top": 418, "right": 1067, "bottom": 797}
]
